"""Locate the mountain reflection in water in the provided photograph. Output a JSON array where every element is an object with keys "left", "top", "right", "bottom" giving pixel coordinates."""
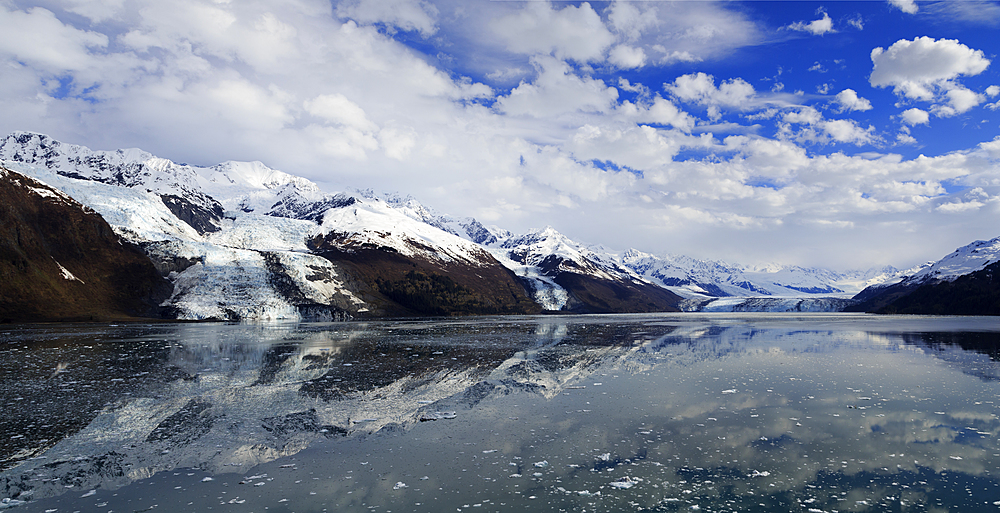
[{"left": 2, "top": 314, "right": 1000, "bottom": 512}]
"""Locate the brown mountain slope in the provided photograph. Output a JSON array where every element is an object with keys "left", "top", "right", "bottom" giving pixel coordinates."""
[
  {"left": 308, "top": 233, "right": 542, "bottom": 317},
  {"left": 0, "top": 166, "right": 172, "bottom": 322}
]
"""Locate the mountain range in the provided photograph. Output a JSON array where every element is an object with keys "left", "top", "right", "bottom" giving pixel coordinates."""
[{"left": 1, "top": 131, "right": 997, "bottom": 321}]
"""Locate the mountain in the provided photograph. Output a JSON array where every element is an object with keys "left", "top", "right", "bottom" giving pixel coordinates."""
[
  {"left": 2, "top": 131, "right": 917, "bottom": 320},
  {"left": 848, "top": 237, "right": 1000, "bottom": 315},
  {"left": 0, "top": 132, "right": 550, "bottom": 319},
  {"left": 0, "top": 166, "right": 171, "bottom": 322}
]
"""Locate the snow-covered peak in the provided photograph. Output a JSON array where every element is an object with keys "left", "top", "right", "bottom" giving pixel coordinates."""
[
  {"left": 905, "top": 236, "right": 1000, "bottom": 284},
  {"left": 499, "top": 226, "right": 587, "bottom": 262},
  {"left": 314, "top": 196, "right": 495, "bottom": 266},
  {"left": 205, "top": 161, "right": 320, "bottom": 195}
]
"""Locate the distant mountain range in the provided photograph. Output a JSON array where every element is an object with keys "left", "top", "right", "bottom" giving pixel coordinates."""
[{"left": 1, "top": 131, "right": 997, "bottom": 321}]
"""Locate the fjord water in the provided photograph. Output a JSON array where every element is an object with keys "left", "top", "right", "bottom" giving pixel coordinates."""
[{"left": 3, "top": 314, "right": 1000, "bottom": 512}]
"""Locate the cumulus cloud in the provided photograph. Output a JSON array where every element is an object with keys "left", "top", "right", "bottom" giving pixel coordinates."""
[
  {"left": 490, "top": 2, "right": 614, "bottom": 63},
  {"left": 608, "top": 45, "right": 646, "bottom": 69},
  {"left": 870, "top": 37, "right": 990, "bottom": 116},
  {"left": 607, "top": 1, "right": 658, "bottom": 42},
  {"left": 666, "top": 72, "right": 756, "bottom": 120},
  {"left": 870, "top": 37, "right": 989, "bottom": 99},
  {"left": 494, "top": 56, "right": 619, "bottom": 118},
  {"left": 785, "top": 11, "right": 835, "bottom": 36},
  {"left": 901, "top": 108, "right": 930, "bottom": 125},
  {"left": 833, "top": 89, "right": 873, "bottom": 112},
  {"left": 779, "top": 107, "right": 877, "bottom": 146},
  {"left": 336, "top": 0, "right": 439, "bottom": 36},
  {"left": 888, "top": 0, "right": 919, "bottom": 14},
  {"left": 3, "top": 0, "right": 1000, "bottom": 270},
  {"left": 934, "top": 86, "right": 985, "bottom": 117},
  {"left": 0, "top": 5, "right": 109, "bottom": 75},
  {"left": 304, "top": 93, "right": 379, "bottom": 138}
]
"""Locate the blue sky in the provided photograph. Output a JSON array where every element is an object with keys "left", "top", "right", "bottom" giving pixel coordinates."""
[{"left": 0, "top": 0, "right": 999, "bottom": 269}]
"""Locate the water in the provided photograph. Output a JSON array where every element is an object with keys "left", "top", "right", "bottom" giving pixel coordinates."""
[{"left": 2, "top": 314, "right": 1000, "bottom": 512}]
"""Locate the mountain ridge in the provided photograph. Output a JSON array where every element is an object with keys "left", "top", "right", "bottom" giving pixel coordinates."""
[{"left": 2, "top": 131, "right": 993, "bottom": 319}]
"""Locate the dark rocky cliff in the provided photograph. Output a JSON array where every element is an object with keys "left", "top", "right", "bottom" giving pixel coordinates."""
[{"left": 0, "top": 167, "right": 172, "bottom": 322}]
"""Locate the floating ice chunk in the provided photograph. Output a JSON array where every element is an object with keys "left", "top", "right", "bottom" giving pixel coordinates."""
[
  {"left": 483, "top": 450, "right": 497, "bottom": 454},
  {"left": 202, "top": 477, "right": 214, "bottom": 482},
  {"left": 593, "top": 383, "right": 603, "bottom": 386},
  {"left": 418, "top": 400, "right": 434, "bottom": 404},
  {"left": 509, "top": 474, "right": 522, "bottom": 478},
  {"left": 950, "top": 456, "right": 963, "bottom": 460},
  {"left": 533, "top": 460, "right": 549, "bottom": 468},
  {"left": 750, "top": 470, "right": 771, "bottom": 477},
  {"left": 722, "top": 389, "right": 737, "bottom": 394},
  {"left": 609, "top": 476, "right": 642, "bottom": 489},
  {"left": 393, "top": 482, "right": 407, "bottom": 490},
  {"left": 254, "top": 482, "right": 266, "bottom": 487},
  {"left": 597, "top": 453, "right": 611, "bottom": 461},
  {"left": 81, "top": 490, "right": 97, "bottom": 497},
  {"left": 532, "top": 472, "right": 543, "bottom": 477},
  {"left": 419, "top": 411, "right": 455, "bottom": 421}
]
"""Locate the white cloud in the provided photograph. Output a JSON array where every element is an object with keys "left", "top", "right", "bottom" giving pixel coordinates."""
[
  {"left": 888, "top": 0, "right": 919, "bottom": 14},
  {"left": 783, "top": 106, "right": 823, "bottom": 125},
  {"left": 833, "top": 89, "right": 873, "bottom": 112},
  {"left": 336, "top": 0, "right": 439, "bottom": 36},
  {"left": 779, "top": 107, "right": 877, "bottom": 146},
  {"left": 304, "top": 94, "right": 378, "bottom": 132},
  {"left": 607, "top": 1, "right": 658, "bottom": 42},
  {"left": 666, "top": 72, "right": 756, "bottom": 120},
  {"left": 896, "top": 131, "right": 917, "bottom": 145},
  {"left": 490, "top": 2, "right": 614, "bottom": 63},
  {"left": 61, "top": 0, "right": 126, "bottom": 22},
  {"left": 870, "top": 37, "right": 990, "bottom": 115},
  {"left": 608, "top": 45, "right": 646, "bottom": 69},
  {"left": 0, "top": 5, "right": 108, "bottom": 74},
  {"left": 901, "top": 108, "right": 930, "bottom": 125},
  {"left": 494, "top": 56, "right": 619, "bottom": 118},
  {"left": 987, "top": 85, "right": 1000, "bottom": 97},
  {"left": 653, "top": 48, "right": 701, "bottom": 65},
  {"left": 785, "top": 11, "right": 834, "bottom": 36},
  {"left": 640, "top": 97, "right": 696, "bottom": 132},
  {"left": 821, "top": 119, "right": 876, "bottom": 145},
  {"left": 933, "top": 86, "right": 985, "bottom": 116}
]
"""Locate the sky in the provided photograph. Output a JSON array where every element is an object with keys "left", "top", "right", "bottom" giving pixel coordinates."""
[{"left": 1, "top": 0, "right": 999, "bottom": 270}]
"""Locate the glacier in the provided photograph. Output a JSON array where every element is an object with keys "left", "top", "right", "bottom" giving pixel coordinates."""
[{"left": 0, "top": 131, "right": 934, "bottom": 318}]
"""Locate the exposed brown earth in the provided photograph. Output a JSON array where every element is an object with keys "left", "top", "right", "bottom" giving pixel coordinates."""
[
  {"left": 308, "top": 232, "right": 542, "bottom": 317},
  {"left": 0, "top": 167, "right": 172, "bottom": 322}
]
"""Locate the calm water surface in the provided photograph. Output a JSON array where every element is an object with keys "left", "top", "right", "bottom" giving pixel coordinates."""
[{"left": 2, "top": 313, "right": 1000, "bottom": 512}]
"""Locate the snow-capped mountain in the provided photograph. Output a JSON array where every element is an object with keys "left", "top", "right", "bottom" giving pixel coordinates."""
[
  {"left": 1, "top": 131, "right": 922, "bottom": 320},
  {"left": 0, "top": 132, "right": 546, "bottom": 319},
  {"left": 849, "top": 237, "right": 1000, "bottom": 315},
  {"left": 903, "top": 237, "right": 1000, "bottom": 284},
  {"left": 619, "top": 248, "right": 903, "bottom": 299}
]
